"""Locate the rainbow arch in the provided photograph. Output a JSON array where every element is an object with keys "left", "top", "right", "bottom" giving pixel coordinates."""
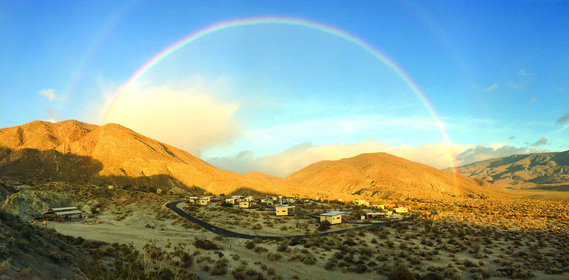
[{"left": 100, "top": 16, "right": 459, "bottom": 186}]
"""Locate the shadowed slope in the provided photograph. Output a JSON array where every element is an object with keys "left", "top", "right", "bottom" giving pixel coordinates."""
[{"left": 456, "top": 150, "right": 569, "bottom": 190}]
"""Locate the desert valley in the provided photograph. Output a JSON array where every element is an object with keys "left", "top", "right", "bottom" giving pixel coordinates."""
[{"left": 0, "top": 120, "right": 568, "bottom": 279}]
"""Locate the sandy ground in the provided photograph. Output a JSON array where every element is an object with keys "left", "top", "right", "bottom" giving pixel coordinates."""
[
  {"left": 47, "top": 200, "right": 569, "bottom": 280},
  {"left": 49, "top": 202, "right": 215, "bottom": 251},
  {"left": 48, "top": 201, "right": 380, "bottom": 279},
  {"left": 181, "top": 202, "right": 378, "bottom": 237}
]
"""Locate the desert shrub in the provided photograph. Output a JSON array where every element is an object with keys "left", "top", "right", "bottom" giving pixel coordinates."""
[
  {"left": 253, "top": 237, "right": 263, "bottom": 244},
  {"left": 267, "top": 267, "right": 275, "bottom": 275},
  {"left": 345, "top": 230, "right": 356, "bottom": 237},
  {"left": 196, "top": 255, "right": 213, "bottom": 264},
  {"left": 267, "top": 252, "right": 282, "bottom": 261},
  {"left": 377, "top": 253, "right": 388, "bottom": 261},
  {"left": 245, "top": 240, "right": 256, "bottom": 249},
  {"left": 352, "top": 263, "right": 368, "bottom": 273},
  {"left": 325, "top": 259, "right": 337, "bottom": 270},
  {"left": 388, "top": 263, "right": 413, "bottom": 280},
  {"left": 213, "top": 235, "right": 224, "bottom": 241},
  {"left": 318, "top": 220, "right": 331, "bottom": 231},
  {"left": 463, "top": 259, "right": 477, "bottom": 268},
  {"left": 302, "top": 253, "right": 317, "bottom": 265},
  {"left": 288, "top": 237, "right": 303, "bottom": 246},
  {"left": 444, "top": 266, "right": 461, "bottom": 280},
  {"left": 211, "top": 258, "right": 229, "bottom": 275},
  {"left": 277, "top": 240, "right": 288, "bottom": 252},
  {"left": 254, "top": 246, "right": 268, "bottom": 254},
  {"left": 360, "top": 247, "right": 373, "bottom": 257},
  {"left": 194, "top": 238, "right": 219, "bottom": 250}
]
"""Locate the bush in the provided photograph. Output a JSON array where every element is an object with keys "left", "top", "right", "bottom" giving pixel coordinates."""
[
  {"left": 277, "top": 240, "right": 288, "bottom": 252},
  {"left": 194, "top": 238, "right": 219, "bottom": 250},
  {"left": 389, "top": 263, "right": 413, "bottom": 280},
  {"left": 211, "top": 258, "right": 229, "bottom": 275},
  {"left": 318, "top": 220, "right": 331, "bottom": 231},
  {"left": 302, "top": 253, "right": 317, "bottom": 265},
  {"left": 267, "top": 252, "right": 282, "bottom": 261},
  {"left": 254, "top": 246, "right": 268, "bottom": 254},
  {"left": 245, "top": 240, "right": 256, "bottom": 249}
]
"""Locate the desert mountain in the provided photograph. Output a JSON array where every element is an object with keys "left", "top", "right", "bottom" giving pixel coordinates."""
[
  {"left": 456, "top": 150, "right": 569, "bottom": 190},
  {"left": 281, "top": 152, "right": 503, "bottom": 201},
  {"left": 0, "top": 120, "right": 262, "bottom": 194},
  {"left": 0, "top": 120, "right": 501, "bottom": 201}
]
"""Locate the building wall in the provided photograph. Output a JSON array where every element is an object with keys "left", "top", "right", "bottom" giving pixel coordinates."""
[
  {"left": 276, "top": 208, "right": 294, "bottom": 216},
  {"left": 320, "top": 215, "right": 342, "bottom": 224}
]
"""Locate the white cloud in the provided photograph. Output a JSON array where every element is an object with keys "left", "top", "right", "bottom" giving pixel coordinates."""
[
  {"left": 556, "top": 111, "right": 569, "bottom": 125},
  {"left": 38, "top": 89, "right": 58, "bottom": 102},
  {"left": 103, "top": 80, "right": 241, "bottom": 155},
  {"left": 531, "top": 136, "right": 547, "bottom": 147},
  {"left": 454, "top": 144, "right": 539, "bottom": 164}
]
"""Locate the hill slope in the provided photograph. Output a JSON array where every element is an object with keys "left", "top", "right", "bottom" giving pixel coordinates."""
[
  {"left": 0, "top": 120, "right": 263, "bottom": 194},
  {"left": 281, "top": 152, "right": 502, "bottom": 201},
  {"left": 0, "top": 120, "right": 502, "bottom": 200},
  {"left": 456, "top": 150, "right": 569, "bottom": 190}
]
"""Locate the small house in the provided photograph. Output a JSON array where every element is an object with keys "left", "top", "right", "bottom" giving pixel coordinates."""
[
  {"left": 365, "top": 212, "right": 391, "bottom": 220},
  {"left": 43, "top": 207, "right": 83, "bottom": 222},
  {"left": 239, "top": 201, "right": 252, "bottom": 209},
  {"left": 225, "top": 198, "right": 236, "bottom": 205},
  {"left": 198, "top": 199, "right": 209, "bottom": 206},
  {"left": 320, "top": 211, "right": 345, "bottom": 224},
  {"left": 393, "top": 207, "right": 408, "bottom": 213},
  {"left": 354, "top": 200, "right": 370, "bottom": 207},
  {"left": 275, "top": 206, "right": 295, "bottom": 216}
]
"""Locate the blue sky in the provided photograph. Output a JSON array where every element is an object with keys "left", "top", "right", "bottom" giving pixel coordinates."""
[{"left": 1, "top": 1, "right": 568, "bottom": 176}]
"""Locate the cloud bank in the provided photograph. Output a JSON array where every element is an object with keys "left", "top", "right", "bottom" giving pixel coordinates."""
[
  {"left": 103, "top": 81, "right": 241, "bottom": 155},
  {"left": 556, "top": 111, "right": 569, "bottom": 125}
]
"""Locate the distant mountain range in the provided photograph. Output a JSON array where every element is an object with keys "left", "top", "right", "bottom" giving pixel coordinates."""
[
  {"left": 0, "top": 120, "right": 500, "bottom": 201},
  {"left": 455, "top": 150, "right": 569, "bottom": 191}
]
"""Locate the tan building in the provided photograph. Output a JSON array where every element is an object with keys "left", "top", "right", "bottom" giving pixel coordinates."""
[
  {"left": 354, "top": 200, "right": 370, "bottom": 207},
  {"left": 239, "top": 201, "right": 252, "bottom": 209},
  {"left": 275, "top": 206, "right": 295, "bottom": 216},
  {"left": 319, "top": 211, "right": 344, "bottom": 224},
  {"left": 393, "top": 207, "right": 408, "bottom": 213}
]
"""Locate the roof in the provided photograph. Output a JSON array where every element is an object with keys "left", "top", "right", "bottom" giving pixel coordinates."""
[
  {"left": 367, "top": 212, "right": 389, "bottom": 215},
  {"left": 54, "top": 210, "right": 83, "bottom": 215},
  {"left": 320, "top": 211, "right": 346, "bottom": 216},
  {"left": 275, "top": 206, "right": 295, "bottom": 209},
  {"left": 48, "top": 207, "right": 77, "bottom": 212}
]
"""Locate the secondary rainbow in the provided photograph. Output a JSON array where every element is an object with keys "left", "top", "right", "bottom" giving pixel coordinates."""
[{"left": 101, "top": 16, "right": 460, "bottom": 185}]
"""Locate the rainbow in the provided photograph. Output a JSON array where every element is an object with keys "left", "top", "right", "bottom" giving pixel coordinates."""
[{"left": 101, "top": 16, "right": 460, "bottom": 186}]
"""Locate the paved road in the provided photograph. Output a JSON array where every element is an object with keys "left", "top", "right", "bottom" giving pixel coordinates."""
[{"left": 166, "top": 200, "right": 413, "bottom": 240}]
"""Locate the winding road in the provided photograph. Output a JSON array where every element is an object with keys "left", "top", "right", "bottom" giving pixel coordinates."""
[{"left": 166, "top": 200, "right": 413, "bottom": 240}]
